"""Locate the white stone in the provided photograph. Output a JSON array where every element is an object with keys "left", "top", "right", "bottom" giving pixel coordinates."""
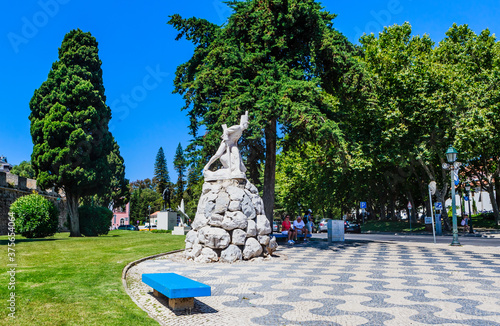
[
  {"left": 246, "top": 220, "right": 257, "bottom": 237},
  {"left": 220, "top": 244, "right": 243, "bottom": 263},
  {"left": 196, "top": 195, "right": 208, "bottom": 214},
  {"left": 200, "top": 227, "right": 231, "bottom": 249},
  {"left": 185, "top": 243, "right": 203, "bottom": 260},
  {"left": 202, "top": 182, "right": 221, "bottom": 195},
  {"left": 245, "top": 181, "right": 259, "bottom": 194},
  {"left": 206, "top": 192, "right": 219, "bottom": 202},
  {"left": 222, "top": 211, "right": 248, "bottom": 230},
  {"left": 228, "top": 200, "right": 242, "bottom": 211},
  {"left": 267, "top": 236, "right": 278, "bottom": 255},
  {"left": 197, "top": 226, "right": 211, "bottom": 244},
  {"left": 231, "top": 229, "right": 247, "bottom": 245},
  {"left": 251, "top": 195, "right": 265, "bottom": 215},
  {"left": 214, "top": 192, "right": 230, "bottom": 214},
  {"left": 256, "top": 215, "right": 271, "bottom": 235},
  {"left": 226, "top": 185, "right": 245, "bottom": 201},
  {"left": 208, "top": 213, "right": 224, "bottom": 227},
  {"left": 204, "top": 201, "right": 216, "bottom": 218},
  {"left": 191, "top": 214, "right": 208, "bottom": 231},
  {"left": 241, "top": 194, "right": 256, "bottom": 220},
  {"left": 195, "top": 247, "right": 219, "bottom": 263},
  {"left": 185, "top": 230, "right": 198, "bottom": 244},
  {"left": 243, "top": 237, "right": 263, "bottom": 260},
  {"left": 202, "top": 183, "right": 211, "bottom": 194},
  {"left": 192, "top": 243, "right": 203, "bottom": 257},
  {"left": 258, "top": 235, "right": 270, "bottom": 246}
]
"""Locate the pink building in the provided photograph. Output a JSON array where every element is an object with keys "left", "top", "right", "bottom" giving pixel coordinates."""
[{"left": 111, "top": 203, "right": 130, "bottom": 229}]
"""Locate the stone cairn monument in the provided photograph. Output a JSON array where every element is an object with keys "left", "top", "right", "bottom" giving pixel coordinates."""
[{"left": 185, "top": 111, "right": 278, "bottom": 263}]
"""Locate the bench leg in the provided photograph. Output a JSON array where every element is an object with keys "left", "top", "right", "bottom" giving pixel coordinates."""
[
  {"left": 153, "top": 290, "right": 195, "bottom": 311},
  {"left": 153, "top": 289, "right": 164, "bottom": 298},
  {"left": 168, "top": 297, "right": 194, "bottom": 311}
]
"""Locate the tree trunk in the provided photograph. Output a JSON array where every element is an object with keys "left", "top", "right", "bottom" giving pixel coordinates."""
[
  {"left": 486, "top": 183, "right": 500, "bottom": 225},
  {"left": 390, "top": 194, "right": 396, "bottom": 221},
  {"left": 263, "top": 118, "right": 277, "bottom": 225},
  {"left": 66, "top": 191, "right": 81, "bottom": 237},
  {"left": 495, "top": 179, "right": 500, "bottom": 225}
]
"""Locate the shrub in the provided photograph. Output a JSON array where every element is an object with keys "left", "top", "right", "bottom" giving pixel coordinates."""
[
  {"left": 9, "top": 194, "right": 59, "bottom": 238},
  {"left": 78, "top": 205, "right": 112, "bottom": 236},
  {"left": 150, "top": 229, "right": 171, "bottom": 234}
]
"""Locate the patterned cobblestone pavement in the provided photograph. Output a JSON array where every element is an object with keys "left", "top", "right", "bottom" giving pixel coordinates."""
[{"left": 126, "top": 240, "right": 500, "bottom": 326}]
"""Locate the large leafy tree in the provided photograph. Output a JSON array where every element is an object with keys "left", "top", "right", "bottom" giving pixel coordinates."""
[
  {"left": 130, "top": 178, "right": 154, "bottom": 191},
  {"left": 29, "top": 29, "right": 115, "bottom": 237},
  {"left": 359, "top": 23, "right": 460, "bottom": 227},
  {"left": 10, "top": 161, "right": 35, "bottom": 179},
  {"left": 443, "top": 24, "right": 500, "bottom": 224},
  {"left": 82, "top": 138, "right": 129, "bottom": 209},
  {"left": 169, "top": 0, "right": 366, "bottom": 223},
  {"left": 153, "top": 147, "right": 171, "bottom": 206},
  {"left": 129, "top": 187, "right": 162, "bottom": 225}
]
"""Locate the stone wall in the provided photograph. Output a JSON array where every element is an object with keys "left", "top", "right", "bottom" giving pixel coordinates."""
[{"left": 0, "top": 172, "right": 68, "bottom": 235}]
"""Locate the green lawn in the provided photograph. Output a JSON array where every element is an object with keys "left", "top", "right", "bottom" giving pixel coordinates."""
[{"left": 0, "top": 231, "right": 185, "bottom": 326}]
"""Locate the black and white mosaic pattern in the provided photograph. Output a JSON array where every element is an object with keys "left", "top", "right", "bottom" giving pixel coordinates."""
[{"left": 126, "top": 240, "right": 500, "bottom": 326}]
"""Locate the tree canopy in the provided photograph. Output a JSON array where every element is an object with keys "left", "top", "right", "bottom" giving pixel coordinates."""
[
  {"left": 29, "top": 29, "right": 120, "bottom": 236},
  {"left": 10, "top": 161, "right": 35, "bottom": 179},
  {"left": 169, "top": 0, "right": 367, "bottom": 223},
  {"left": 170, "top": 1, "right": 500, "bottom": 226},
  {"left": 153, "top": 147, "right": 171, "bottom": 207},
  {"left": 173, "top": 143, "right": 186, "bottom": 206}
]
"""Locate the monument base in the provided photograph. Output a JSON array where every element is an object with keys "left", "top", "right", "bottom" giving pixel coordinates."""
[
  {"left": 203, "top": 168, "right": 246, "bottom": 181},
  {"left": 172, "top": 226, "right": 191, "bottom": 235}
]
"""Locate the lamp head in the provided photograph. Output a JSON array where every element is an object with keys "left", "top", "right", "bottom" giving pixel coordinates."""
[{"left": 445, "top": 145, "right": 458, "bottom": 163}]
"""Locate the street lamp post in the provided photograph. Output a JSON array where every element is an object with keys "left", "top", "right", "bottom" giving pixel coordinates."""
[
  {"left": 442, "top": 145, "right": 461, "bottom": 246},
  {"left": 148, "top": 205, "right": 151, "bottom": 231},
  {"left": 465, "top": 184, "right": 474, "bottom": 233}
]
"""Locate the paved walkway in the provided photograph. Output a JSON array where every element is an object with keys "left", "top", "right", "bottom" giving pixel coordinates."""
[{"left": 126, "top": 239, "right": 500, "bottom": 326}]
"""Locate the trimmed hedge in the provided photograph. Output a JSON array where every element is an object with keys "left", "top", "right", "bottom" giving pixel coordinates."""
[
  {"left": 78, "top": 205, "right": 112, "bottom": 236},
  {"left": 9, "top": 194, "right": 59, "bottom": 238}
]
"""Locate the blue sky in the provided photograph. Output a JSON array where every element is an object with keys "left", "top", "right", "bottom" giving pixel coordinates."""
[{"left": 1, "top": 0, "right": 499, "bottom": 182}]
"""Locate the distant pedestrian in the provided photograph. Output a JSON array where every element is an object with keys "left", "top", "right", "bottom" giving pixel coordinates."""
[
  {"left": 304, "top": 211, "right": 313, "bottom": 234},
  {"left": 461, "top": 215, "right": 470, "bottom": 234}
]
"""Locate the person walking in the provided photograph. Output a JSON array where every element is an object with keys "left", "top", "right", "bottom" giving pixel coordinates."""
[{"left": 461, "top": 215, "right": 470, "bottom": 234}]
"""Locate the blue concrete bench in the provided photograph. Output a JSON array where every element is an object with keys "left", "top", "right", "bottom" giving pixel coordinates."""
[
  {"left": 142, "top": 273, "right": 211, "bottom": 310},
  {"left": 273, "top": 233, "right": 312, "bottom": 241}
]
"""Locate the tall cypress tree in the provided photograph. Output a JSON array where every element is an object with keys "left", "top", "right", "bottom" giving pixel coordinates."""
[
  {"left": 173, "top": 143, "right": 186, "bottom": 204},
  {"left": 29, "top": 29, "right": 115, "bottom": 237},
  {"left": 153, "top": 147, "right": 170, "bottom": 206}
]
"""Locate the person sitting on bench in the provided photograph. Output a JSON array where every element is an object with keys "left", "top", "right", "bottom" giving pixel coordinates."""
[
  {"left": 282, "top": 215, "right": 296, "bottom": 244},
  {"left": 293, "top": 215, "right": 309, "bottom": 242}
]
